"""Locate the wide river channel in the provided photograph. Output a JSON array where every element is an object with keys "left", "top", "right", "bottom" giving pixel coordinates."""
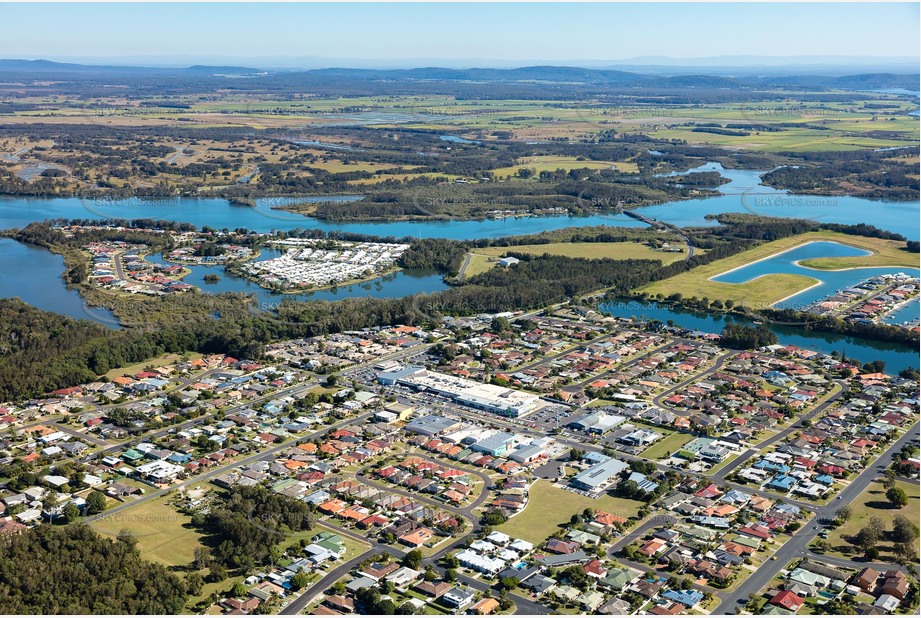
[{"left": 0, "top": 163, "right": 917, "bottom": 370}]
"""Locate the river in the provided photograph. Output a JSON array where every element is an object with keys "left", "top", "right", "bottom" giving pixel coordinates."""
[
  {"left": 144, "top": 249, "right": 448, "bottom": 306},
  {"left": 0, "top": 163, "right": 916, "bottom": 239},
  {"left": 0, "top": 164, "right": 917, "bottom": 368},
  {"left": 599, "top": 299, "right": 918, "bottom": 374}
]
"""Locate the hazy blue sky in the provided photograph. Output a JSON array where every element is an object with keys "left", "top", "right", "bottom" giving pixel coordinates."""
[{"left": 0, "top": 3, "right": 917, "bottom": 65}]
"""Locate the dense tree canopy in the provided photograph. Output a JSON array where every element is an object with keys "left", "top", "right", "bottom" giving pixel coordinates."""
[{"left": 0, "top": 524, "right": 188, "bottom": 614}]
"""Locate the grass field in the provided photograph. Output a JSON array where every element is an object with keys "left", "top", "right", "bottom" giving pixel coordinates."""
[
  {"left": 91, "top": 497, "right": 205, "bottom": 567},
  {"left": 640, "top": 432, "right": 694, "bottom": 460},
  {"left": 823, "top": 478, "right": 921, "bottom": 562},
  {"left": 496, "top": 480, "right": 646, "bottom": 544},
  {"left": 463, "top": 253, "right": 498, "bottom": 277},
  {"left": 797, "top": 238, "right": 919, "bottom": 270},
  {"left": 640, "top": 231, "right": 917, "bottom": 307},
  {"left": 649, "top": 127, "right": 916, "bottom": 153},
  {"left": 585, "top": 398, "right": 622, "bottom": 408},
  {"left": 10, "top": 94, "right": 918, "bottom": 151},
  {"left": 472, "top": 241, "right": 689, "bottom": 265}
]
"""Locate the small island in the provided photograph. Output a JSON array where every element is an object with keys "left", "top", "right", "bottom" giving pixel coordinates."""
[{"left": 203, "top": 273, "right": 221, "bottom": 283}]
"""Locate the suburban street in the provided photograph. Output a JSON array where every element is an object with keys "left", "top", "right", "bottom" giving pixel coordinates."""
[{"left": 713, "top": 420, "right": 921, "bottom": 614}]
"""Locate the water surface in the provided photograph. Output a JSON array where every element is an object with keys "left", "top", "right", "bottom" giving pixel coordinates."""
[{"left": 711, "top": 241, "right": 919, "bottom": 307}]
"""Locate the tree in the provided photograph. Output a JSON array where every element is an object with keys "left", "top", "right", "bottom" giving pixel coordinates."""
[
  {"left": 116, "top": 528, "right": 137, "bottom": 549},
  {"left": 835, "top": 505, "right": 852, "bottom": 523},
  {"left": 194, "top": 547, "right": 212, "bottom": 571},
  {"left": 491, "top": 316, "right": 510, "bottom": 332},
  {"left": 62, "top": 502, "right": 80, "bottom": 523},
  {"left": 481, "top": 509, "right": 508, "bottom": 526},
  {"left": 206, "top": 563, "right": 227, "bottom": 583},
  {"left": 232, "top": 582, "right": 248, "bottom": 597},
  {"left": 185, "top": 572, "right": 204, "bottom": 596},
  {"left": 853, "top": 525, "right": 880, "bottom": 552},
  {"left": 891, "top": 515, "right": 919, "bottom": 545},
  {"left": 441, "top": 555, "right": 459, "bottom": 569},
  {"left": 86, "top": 491, "right": 107, "bottom": 515},
  {"left": 0, "top": 523, "right": 188, "bottom": 614},
  {"left": 395, "top": 602, "right": 419, "bottom": 615},
  {"left": 290, "top": 571, "right": 310, "bottom": 591},
  {"left": 867, "top": 516, "right": 885, "bottom": 538},
  {"left": 886, "top": 486, "right": 908, "bottom": 508},
  {"left": 402, "top": 549, "right": 423, "bottom": 570},
  {"left": 882, "top": 469, "right": 897, "bottom": 489},
  {"left": 444, "top": 569, "right": 457, "bottom": 583},
  {"left": 560, "top": 565, "right": 589, "bottom": 589}
]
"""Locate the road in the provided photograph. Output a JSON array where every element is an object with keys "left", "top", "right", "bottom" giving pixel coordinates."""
[
  {"left": 456, "top": 252, "right": 473, "bottom": 281},
  {"left": 713, "top": 420, "right": 921, "bottom": 614},
  {"left": 622, "top": 209, "right": 694, "bottom": 259},
  {"left": 84, "top": 409, "right": 377, "bottom": 524},
  {"left": 281, "top": 523, "right": 550, "bottom": 616},
  {"left": 356, "top": 453, "right": 493, "bottom": 523},
  {"left": 710, "top": 380, "right": 847, "bottom": 483}
]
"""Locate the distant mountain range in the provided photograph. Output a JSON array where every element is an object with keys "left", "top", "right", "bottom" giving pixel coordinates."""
[
  {"left": 0, "top": 59, "right": 917, "bottom": 92},
  {"left": 10, "top": 54, "right": 920, "bottom": 74}
]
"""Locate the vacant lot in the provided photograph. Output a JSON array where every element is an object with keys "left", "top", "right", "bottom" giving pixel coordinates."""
[
  {"left": 104, "top": 352, "right": 200, "bottom": 380},
  {"left": 640, "top": 231, "right": 916, "bottom": 307},
  {"left": 91, "top": 497, "right": 205, "bottom": 567},
  {"left": 640, "top": 432, "right": 694, "bottom": 460},
  {"left": 823, "top": 478, "right": 921, "bottom": 562},
  {"left": 496, "top": 480, "right": 646, "bottom": 544}
]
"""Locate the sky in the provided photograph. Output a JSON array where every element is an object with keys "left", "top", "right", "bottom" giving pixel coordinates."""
[{"left": 0, "top": 2, "right": 917, "bottom": 66}]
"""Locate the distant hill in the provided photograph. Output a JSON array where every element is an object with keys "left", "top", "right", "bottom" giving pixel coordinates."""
[
  {"left": 0, "top": 59, "right": 263, "bottom": 76},
  {"left": 0, "top": 59, "right": 916, "bottom": 95}
]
